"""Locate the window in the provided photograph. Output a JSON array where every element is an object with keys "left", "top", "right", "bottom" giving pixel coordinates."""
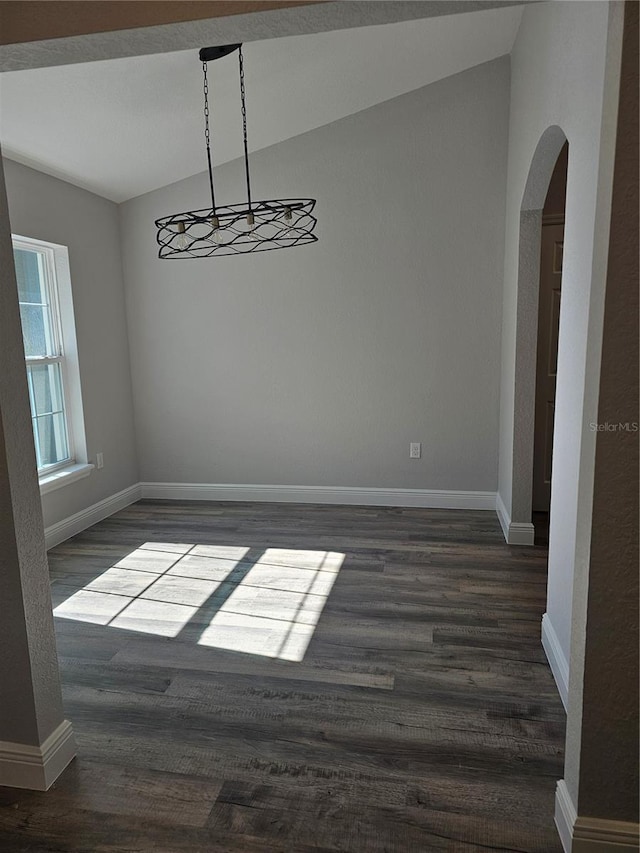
[{"left": 12, "top": 235, "right": 90, "bottom": 491}]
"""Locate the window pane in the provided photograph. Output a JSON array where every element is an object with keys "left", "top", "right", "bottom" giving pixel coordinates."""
[
  {"left": 14, "top": 247, "right": 56, "bottom": 358},
  {"left": 19, "top": 304, "right": 49, "bottom": 357},
  {"left": 28, "top": 362, "right": 66, "bottom": 416},
  {"left": 33, "top": 411, "right": 69, "bottom": 468},
  {"left": 14, "top": 248, "right": 45, "bottom": 304}
]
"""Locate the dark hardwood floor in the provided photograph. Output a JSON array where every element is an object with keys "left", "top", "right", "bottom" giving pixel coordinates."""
[{"left": 0, "top": 501, "right": 565, "bottom": 852}]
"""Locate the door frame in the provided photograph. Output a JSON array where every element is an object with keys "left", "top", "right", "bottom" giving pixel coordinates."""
[
  {"left": 510, "top": 126, "right": 569, "bottom": 541},
  {"left": 532, "top": 213, "right": 565, "bottom": 515}
]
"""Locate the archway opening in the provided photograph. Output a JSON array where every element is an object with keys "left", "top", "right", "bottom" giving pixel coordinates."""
[
  {"left": 532, "top": 142, "right": 568, "bottom": 544},
  {"left": 510, "top": 125, "right": 568, "bottom": 544}
]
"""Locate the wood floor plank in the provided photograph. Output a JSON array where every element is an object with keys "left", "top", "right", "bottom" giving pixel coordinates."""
[{"left": 110, "top": 639, "right": 396, "bottom": 690}]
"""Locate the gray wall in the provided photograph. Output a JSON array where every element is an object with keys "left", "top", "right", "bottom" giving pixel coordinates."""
[
  {"left": 121, "top": 58, "right": 509, "bottom": 491},
  {"left": 3, "top": 159, "right": 139, "bottom": 527}
]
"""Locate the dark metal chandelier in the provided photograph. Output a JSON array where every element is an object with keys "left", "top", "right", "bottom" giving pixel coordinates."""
[{"left": 155, "top": 44, "right": 318, "bottom": 259}]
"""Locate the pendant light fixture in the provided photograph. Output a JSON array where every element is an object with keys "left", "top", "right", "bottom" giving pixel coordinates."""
[{"left": 155, "top": 44, "right": 318, "bottom": 259}]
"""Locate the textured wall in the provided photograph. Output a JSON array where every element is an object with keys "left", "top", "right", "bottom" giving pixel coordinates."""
[
  {"left": 571, "top": 0, "right": 638, "bottom": 823},
  {"left": 0, "top": 151, "right": 66, "bottom": 746},
  {"left": 0, "top": 2, "right": 523, "bottom": 72},
  {"left": 3, "top": 159, "right": 139, "bottom": 527},
  {"left": 121, "top": 58, "right": 509, "bottom": 492},
  {"left": 0, "top": 1, "right": 316, "bottom": 45}
]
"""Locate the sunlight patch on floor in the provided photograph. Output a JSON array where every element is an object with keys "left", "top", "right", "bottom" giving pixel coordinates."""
[
  {"left": 53, "top": 543, "right": 344, "bottom": 657},
  {"left": 198, "top": 550, "right": 344, "bottom": 661}
]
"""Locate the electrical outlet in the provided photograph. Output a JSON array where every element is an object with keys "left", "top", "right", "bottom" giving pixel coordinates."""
[
  {"left": 410, "top": 442, "right": 421, "bottom": 459},
  {"left": 96, "top": 452, "right": 104, "bottom": 470}
]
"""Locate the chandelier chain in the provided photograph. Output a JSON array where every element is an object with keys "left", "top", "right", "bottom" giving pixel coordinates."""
[
  {"left": 202, "top": 60, "right": 216, "bottom": 212},
  {"left": 238, "top": 46, "right": 252, "bottom": 211},
  {"left": 203, "top": 61, "right": 210, "bottom": 150}
]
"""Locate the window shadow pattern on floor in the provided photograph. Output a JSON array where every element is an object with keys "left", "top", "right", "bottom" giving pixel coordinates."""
[{"left": 52, "top": 543, "right": 345, "bottom": 662}]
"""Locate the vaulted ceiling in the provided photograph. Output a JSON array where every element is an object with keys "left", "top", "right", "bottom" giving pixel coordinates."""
[{"left": 0, "top": 4, "right": 523, "bottom": 202}]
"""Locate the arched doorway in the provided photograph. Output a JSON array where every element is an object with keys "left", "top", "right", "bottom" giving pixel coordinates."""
[
  {"left": 532, "top": 143, "right": 568, "bottom": 543},
  {"left": 510, "top": 125, "right": 568, "bottom": 543}
]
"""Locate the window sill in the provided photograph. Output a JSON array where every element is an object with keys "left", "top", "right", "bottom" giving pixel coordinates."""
[{"left": 39, "top": 462, "right": 95, "bottom": 496}]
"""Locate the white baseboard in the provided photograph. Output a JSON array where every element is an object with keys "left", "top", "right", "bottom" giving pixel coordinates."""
[
  {"left": 541, "top": 612, "right": 569, "bottom": 710},
  {"left": 496, "top": 493, "right": 510, "bottom": 539},
  {"left": 45, "top": 483, "right": 142, "bottom": 550},
  {"left": 495, "top": 492, "right": 535, "bottom": 545},
  {"left": 556, "top": 780, "right": 576, "bottom": 853},
  {"left": 504, "top": 520, "right": 535, "bottom": 545},
  {"left": 139, "top": 482, "right": 497, "bottom": 510},
  {"left": 42, "top": 481, "right": 507, "bottom": 551},
  {"left": 41, "top": 481, "right": 502, "bottom": 551},
  {"left": 556, "top": 780, "right": 640, "bottom": 852},
  {"left": 0, "top": 720, "right": 76, "bottom": 791},
  {"left": 573, "top": 818, "right": 640, "bottom": 852}
]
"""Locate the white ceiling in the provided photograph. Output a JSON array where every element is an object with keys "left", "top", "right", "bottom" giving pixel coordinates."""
[{"left": 0, "top": 6, "right": 523, "bottom": 203}]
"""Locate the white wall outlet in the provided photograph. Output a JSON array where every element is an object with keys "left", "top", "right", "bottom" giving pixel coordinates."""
[
  {"left": 409, "top": 442, "right": 421, "bottom": 459},
  {"left": 96, "top": 452, "right": 104, "bottom": 469}
]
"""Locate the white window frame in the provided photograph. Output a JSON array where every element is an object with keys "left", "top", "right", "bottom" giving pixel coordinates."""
[{"left": 12, "top": 234, "right": 93, "bottom": 493}]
